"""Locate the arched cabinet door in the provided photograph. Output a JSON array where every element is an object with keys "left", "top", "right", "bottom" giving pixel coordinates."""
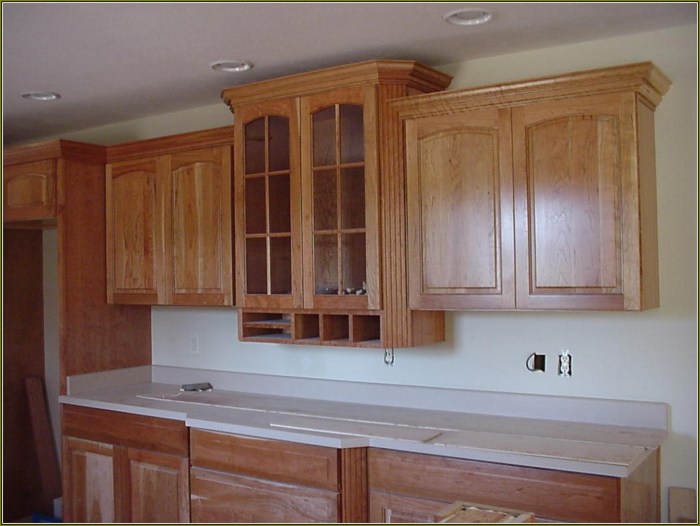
[
  {"left": 405, "top": 107, "right": 515, "bottom": 310},
  {"left": 512, "top": 92, "right": 634, "bottom": 310},
  {"left": 166, "top": 146, "right": 233, "bottom": 306},
  {"left": 106, "top": 157, "right": 163, "bottom": 305},
  {"left": 3, "top": 159, "right": 57, "bottom": 222}
]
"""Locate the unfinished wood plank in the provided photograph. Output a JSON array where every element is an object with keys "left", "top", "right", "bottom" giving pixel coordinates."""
[{"left": 25, "top": 377, "right": 62, "bottom": 506}]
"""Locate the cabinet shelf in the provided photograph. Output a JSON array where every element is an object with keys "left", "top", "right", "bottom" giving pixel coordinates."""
[{"left": 239, "top": 309, "right": 382, "bottom": 348}]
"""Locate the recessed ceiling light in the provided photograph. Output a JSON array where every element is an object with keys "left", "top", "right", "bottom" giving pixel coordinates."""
[
  {"left": 21, "top": 91, "right": 61, "bottom": 101},
  {"left": 443, "top": 8, "right": 492, "bottom": 26},
  {"left": 210, "top": 60, "right": 254, "bottom": 73}
]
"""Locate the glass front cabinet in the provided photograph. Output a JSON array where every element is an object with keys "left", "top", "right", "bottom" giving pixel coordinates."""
[{"left": 225, "top": 61, "right": 451, "bottom": 348}]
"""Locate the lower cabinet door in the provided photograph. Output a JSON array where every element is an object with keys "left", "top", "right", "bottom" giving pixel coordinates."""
[
  {"left": 125, "top": 448, "right": 190, "bottom": 523},
  {"left": 63, "top": 437, "right": 119, "bottom": 523},
  {"left": 190, "top": 467, "right": 339, "bottom": 523}
]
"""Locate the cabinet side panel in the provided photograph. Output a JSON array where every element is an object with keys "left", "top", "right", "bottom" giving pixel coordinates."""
[
  {"left": 634, "top": 98, "right": 660, "bottom": 309},
  {"left": 59, "top": 159, "right": 151, "bottom": 394},
  {"left": 620, "top": 449, "right": 660, "bottom": 522},
  {"left": 378, "top": 83, "right": 445, "bottom": 347}
]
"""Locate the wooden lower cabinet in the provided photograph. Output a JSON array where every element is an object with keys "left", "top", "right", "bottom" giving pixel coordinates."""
[
  {"left": 368, "top": 448, "right": 660, "bottom": 523},
  {"left": 189, "top": 429, "right": 367, "bottom": 523},
  {"left": 62, "top": 405, "right": 189, "bottom": 523}
]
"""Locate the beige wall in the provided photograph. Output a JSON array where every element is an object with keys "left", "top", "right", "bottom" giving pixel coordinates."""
[{"left": 61, "top": 24, "right": 697, "bottom": 519}]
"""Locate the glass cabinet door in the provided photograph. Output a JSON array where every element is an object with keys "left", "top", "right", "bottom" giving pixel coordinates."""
[
  {"left": 302, "top": 88, "right": 379, "bottom": 310},
  {"left": 235, "top": 100, "right": 301, "bottom": 309}
]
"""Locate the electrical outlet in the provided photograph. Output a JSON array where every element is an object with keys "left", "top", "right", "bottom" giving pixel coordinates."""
[
  {"left": 558, "top": 350, "right": 572, "bottom": 377},
  {"left": 189, "top": 335, "right": 200, "bottom": 356}
]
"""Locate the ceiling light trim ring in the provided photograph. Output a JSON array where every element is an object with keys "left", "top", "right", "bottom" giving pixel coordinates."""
[
  {"left": 21, "top": 91, "right": 61, "bottom": 101},
  {"left": 211, "top": 60, "right": 254, "bottom": 73},
  {"left": 443, "top": 8, "right": 493, "bottom": 26}
]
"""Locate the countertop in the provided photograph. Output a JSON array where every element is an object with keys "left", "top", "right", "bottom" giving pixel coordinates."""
[{"left": 60, "top": 366, "right": 668, "bottom": 479}]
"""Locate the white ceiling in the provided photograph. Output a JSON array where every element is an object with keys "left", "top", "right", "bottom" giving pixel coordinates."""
[{"left": 2, "top": 2, "right": 696, "bottom": 145}]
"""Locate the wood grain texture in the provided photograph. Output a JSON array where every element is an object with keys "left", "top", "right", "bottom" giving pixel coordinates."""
[
  {"left": 166, "top": 146, "right": 233, "bottom": 305},
  {"left": 405, "top": 108, "right": 515, "bottom": 310},
  {"left": 396, "top": 64, "right": 665, "bottom": 312},
  {"left": 377, "top": 79, "right": 445, "bottom": 347},
  {"left": 25, "top": 377, "right": 62, "bottom": 508},
  {"left": 190, "top": 429, "right": 338, "bottom": 490},
  {"left": 106, "top": 157, "right": 163, "bottom": 304},
  {"left": 62, "top": 436, "right": 118, "bottom": 522},
  {"left": 3, "top": 139, "right": 107, "bottom": 166},
  {"left": 223, "top": 60, "right": 451, "bottom": 108},
  {"left": 106, "top": 125, "right": 234, "bottom": 162},
  {"left": 59, "top": 157, "right": 151, "bottom": 392},
  {"left": 191, "top": 468, "right": 338, "bottom": 523},
  {"left": 391, "top": 62, "right": 671, "bottom": 118},
  {"left": 124, "top": 448, "right": 190, "bottom": 523},
  {"left": 62, "top": 404, "right": 187, "bottom": 456},
  {"left": 2, "top": 229, "right": 46, "bottom": 520},
  {"left": 370, "top": 491, "right": 452, "bottom": 523},
  {"left": 338, "top": 447, "right": 369, "bottom": 522},
  {"left": 3, "top": 159, "right": 57, "bottom": 222},
  {"left": 513, "top": 93, "right": 631, "bottom": 309},
  {"left": 368, "top": 448, "right": 659, "bottom": 523}
]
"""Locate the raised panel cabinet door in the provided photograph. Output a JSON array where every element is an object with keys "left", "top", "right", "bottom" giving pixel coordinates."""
[
  {"left": 106, "top": 157, "right": 164, "bottom": 304},
  {"left": 405, "top": 108, "right": 515, "bottom": 310},
  {"left": 512, "top": 93, "right": 631, "bottom": 309},
  {"left": 166, "top": 146, "right": 233, "bottom": 306},
  {"left": 234, "top": 100, "right": 303, "bottom": 309},
  {"left": 125, "top": 448, "right": 190, "bottom": 523},
  {"left": 3, "top": 159, "right": 57, "bottom": 222},
  {"left": 190, "top": 468, "right": 339, "bottom": 523},
  {"left": 63, "top": 437, "right": 120, "bottom": 523},
  {"left": 300, "top": 86, "right": 381, "bottom": 311}
]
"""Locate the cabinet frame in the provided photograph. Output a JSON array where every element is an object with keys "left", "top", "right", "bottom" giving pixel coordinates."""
[
  {"left": 393, "top": 62, "right": 670, "bottom": 311},
  {"left": 225, "top": 60, "right": 452, "bottom": 348}
]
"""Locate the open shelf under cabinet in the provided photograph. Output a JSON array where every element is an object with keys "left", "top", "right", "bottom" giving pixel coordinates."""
[{"left": 239, "top": 310, "right": 382, "bottom": 348}]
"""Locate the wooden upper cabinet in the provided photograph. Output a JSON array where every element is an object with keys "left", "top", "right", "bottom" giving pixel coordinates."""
[
  {"left": 3, "top": 159, "right": 57, "bottom": 222},
  {"left": 225, "top": 60, "right": 452, "bottom": 348},
  {"left": 405, "top": 108, "right": 515, "bottom": 310},
  {"left": 395, "top": 62, "right": 670, "bottom": 311},
  {"left": 106, "top": 127, "right": 234, "bottom": 306}
]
